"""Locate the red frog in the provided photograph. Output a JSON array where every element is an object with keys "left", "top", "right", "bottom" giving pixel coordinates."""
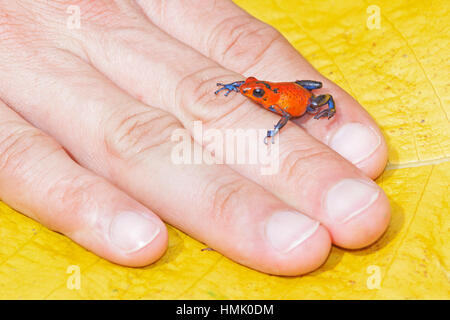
[{"left": 215, "top": 77, "right": 336, "bottom": 144}]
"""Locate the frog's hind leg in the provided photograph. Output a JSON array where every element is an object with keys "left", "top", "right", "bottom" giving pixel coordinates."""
[
  {"left": 310, "top": 94, "right": 336, "bottom": 119},
  {"left": 295, "top": 80, "right": 322, "bottom": 90}
]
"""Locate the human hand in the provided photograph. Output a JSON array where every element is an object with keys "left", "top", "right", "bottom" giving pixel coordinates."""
[{"left": 0, "top": 0, "right": 390, "bottom": 275}]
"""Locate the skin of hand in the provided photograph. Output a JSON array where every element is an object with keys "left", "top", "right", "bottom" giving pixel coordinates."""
[{"left": 0, "top": 0, "right": 390, "bottom": 275}]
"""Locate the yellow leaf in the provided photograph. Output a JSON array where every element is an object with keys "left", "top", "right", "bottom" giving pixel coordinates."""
[{"left": 0, "top": 0, "right": 448, "bottom": 299}]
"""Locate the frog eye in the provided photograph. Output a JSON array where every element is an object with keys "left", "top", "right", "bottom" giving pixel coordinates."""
[{"left": 252, "top": 88, "right": 265, "bottom": 98}]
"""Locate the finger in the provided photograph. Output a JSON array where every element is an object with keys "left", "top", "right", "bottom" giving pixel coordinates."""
[
  {"left": 56, "top": 4, "right": 391, "bottom": 249},
  {"left": 0, "top": 44, "right": 331, "bottom": 275},
  {"left": 136, "top": 0, "right": 388, "bottom": 178},
  {"left": 0, "top": 100, "right": 167, "bottom": 267}
]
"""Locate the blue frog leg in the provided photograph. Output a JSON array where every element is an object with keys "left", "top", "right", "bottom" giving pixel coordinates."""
[{"left": 214, "top": 81, "right": 245, "bottom": 96}]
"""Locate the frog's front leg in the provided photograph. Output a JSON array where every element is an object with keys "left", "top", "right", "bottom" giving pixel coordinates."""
[
  {"left": 214, "top": 81, "right": 245, "bottom": 96},
  {"left": 264, "top": 106, "right": 292, "bottom": 145},
  {"left": 265, "top": 114, "right": 291, "bottom": 145}
]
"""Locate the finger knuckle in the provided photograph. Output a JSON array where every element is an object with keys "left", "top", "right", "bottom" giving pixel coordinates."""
[
  {"left": 0, "top": 1, "right": 58, "bottom": 46},
  {"left": 208, "top": 177, "right": 250, "bottom": 225},
  {"left": 104, "top": 107, "right": 181, "bottom": 161},
  {"left": 209, "top": 15, "right": 281, "bottom": 69},
  {"left": 281, "top": 146, "right": 335, "bottom": 183},
  {"left": 0, "top": 11, "right": 16, "bottom": 42},
  {"left": 42, "top": 174, "right": 104, "bottom": 233},
  {"left": 175, "top": 66, "right": 249, "bottom": 128},
  {"left": 0, "top": 9, "right": 32, "bottom": 46},
  {"left": 64, "top": 0, "right": 135, "bottom": 27},
  {"left": 0, "top": 123, "right": 61, "bottom": 174}
]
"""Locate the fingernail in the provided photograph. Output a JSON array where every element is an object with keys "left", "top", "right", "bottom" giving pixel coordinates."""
[
  {"left": 110, "top": 211, "right": 160, "bottom": 253},
  {"left": 325, "top": 179, "right": 380, "bottom": 223},
  {"left": 265, "top": 211, "right": 320, "bottom": 253},
  {"left": 329, "top": 122, "right": 381, "bottom": 164}
]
